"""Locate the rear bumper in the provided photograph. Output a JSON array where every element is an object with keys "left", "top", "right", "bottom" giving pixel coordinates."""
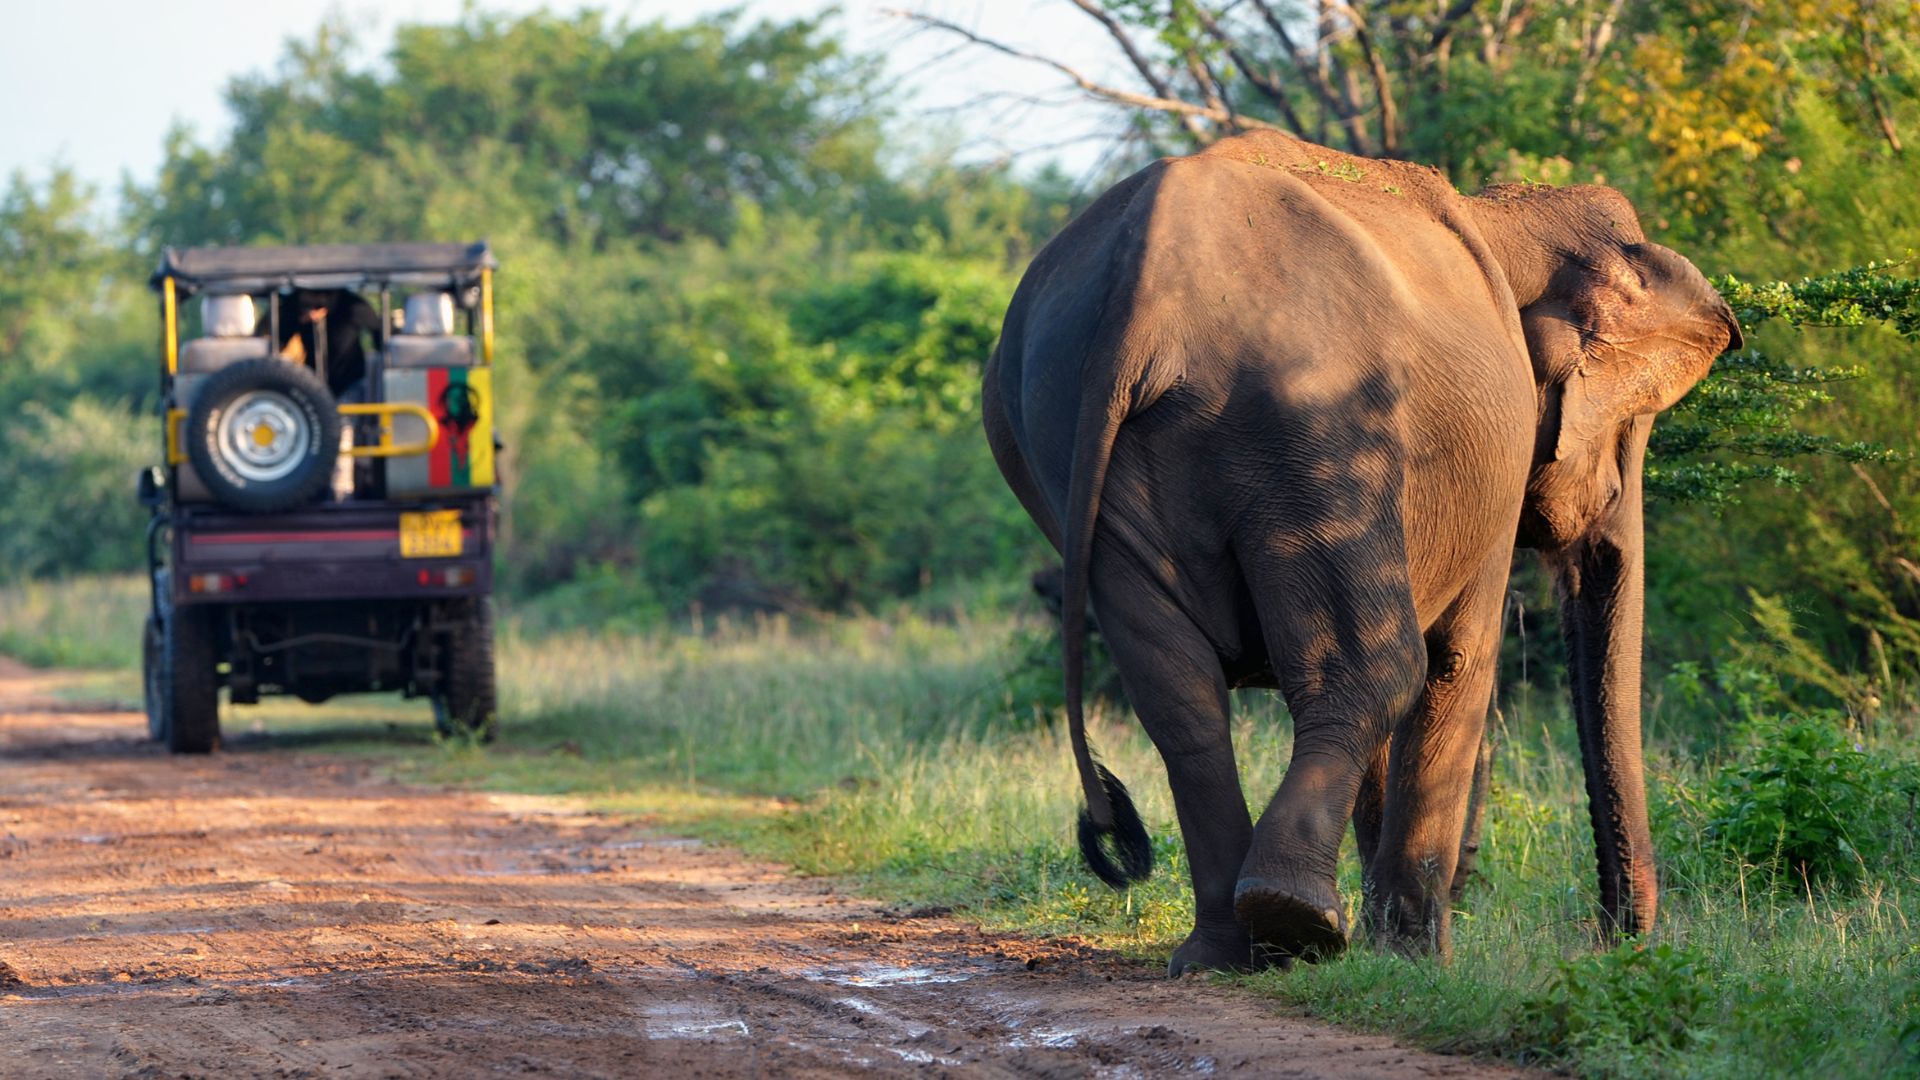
[{"left": 168, "top": 499, "right": 493, "bottom": 607}]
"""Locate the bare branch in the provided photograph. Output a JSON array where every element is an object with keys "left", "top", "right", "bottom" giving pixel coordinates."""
[
  {"left": 1323, "top": 0, "right": 1379, "bottom": 149},
  {"left": 1335, "top": 1, "right": 1401, "bottom": 154},
  {"left": 1247, "top": 0, "right": 1373, "bottom": 152},
  {"left": 1064, "top": 0, "right": 1211, "bottom": 143},
  {"left": 1191, "top": 2, "right": 1310, "bottom": 134},
  {"left": 885, "top": 9, "right": 1279, "bottom": 137},
  {"left": 1065, "top": 0, "right": 1176, "bottom": 100},
  {"left": 1183, "top": 45, "right": 1233, "bottom": 130}
]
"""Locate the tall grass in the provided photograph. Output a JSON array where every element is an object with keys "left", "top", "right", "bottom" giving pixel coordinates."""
[
  {"left": 0, "top": 575, "right": 147, "bottom": 669},
  {"left": 3, "top": 576, "right": 1915, "bottom": 1076}
]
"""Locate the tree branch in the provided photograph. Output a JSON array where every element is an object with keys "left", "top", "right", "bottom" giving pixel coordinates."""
[
  {"left": 1247, "top": 0, "right": 1373, "bottom": 153},
  {"left": 1335, "top": 1, "right": 1401, "bottom": 154},
  {"left": 1568, "top": 0, "right": 1626, "bottom": 136},
  {"left": 1191, "top": 2, "right": 1310, "bottom": 134},
  {"left": 885, "top": 9, "right": 1279, "bottom": 137},
  {"left": 1426, "top": 0, "right": 1482, "bottom": 55},
  {"left": 1183, "top": 44, "right": 1234, "bottom": 133},
  {"left": 1856, "top": 10, "right": 1905, "bottom": 155},
  {"left": 1065, "top": 0, "right": 1211, "bottom": 143}
]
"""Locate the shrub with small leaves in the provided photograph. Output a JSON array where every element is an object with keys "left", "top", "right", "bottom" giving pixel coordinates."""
[
  {"left": 1515, "top": 941, "right": 1715, "bottom": 1062},
  {"left": 1705, "top": 710, "right": 1920, "bottom": 885},
  {"left": 1647, "top": 261, "right": 1919, "bottom": 506}
]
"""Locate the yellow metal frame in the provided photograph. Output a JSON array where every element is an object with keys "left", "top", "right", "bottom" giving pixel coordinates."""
[
  {"left": 163, "top": 277, "right": 179, "bottom": 375},
  {"left": 158, "top": 260, "right": 489, "bottom": 470},
  {"left": 165, "top": 402, "right": 439, "bottom": 466},
  {"left": 479, "top": 266, "right": 495, "bottom": 364},
  {"left": 339, "top": 402, "right": 440, "bottom": 458}
]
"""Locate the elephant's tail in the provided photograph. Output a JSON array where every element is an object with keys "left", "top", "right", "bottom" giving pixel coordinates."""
[{"left": 1062, "top": 382, "right": 1153, "bottom": 888}]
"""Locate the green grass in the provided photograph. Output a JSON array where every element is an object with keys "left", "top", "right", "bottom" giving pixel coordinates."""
[
  {"left": 0, "top": 575, "right": 149, "bottom": 669},
  {"left": 5, "top": 575, "right": 1917, "bottom": 1077}
]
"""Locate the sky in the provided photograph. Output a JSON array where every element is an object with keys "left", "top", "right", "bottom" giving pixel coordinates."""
[{"left": 0, "top": 0, "right": 1131, "bottom": 210}]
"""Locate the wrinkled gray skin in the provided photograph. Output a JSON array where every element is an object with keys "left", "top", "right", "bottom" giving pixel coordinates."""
[{"left": 983, "top": 131, "right": 1741, "bottom": 973}]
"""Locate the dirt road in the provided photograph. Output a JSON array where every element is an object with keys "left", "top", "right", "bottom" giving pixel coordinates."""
[{"left": 0, "top": 660, "right": 1523, "bottom": 1078}]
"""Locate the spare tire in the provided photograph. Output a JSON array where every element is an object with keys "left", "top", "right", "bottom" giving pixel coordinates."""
[{"left": 186, "top": 358, "right": 339, "bottom": 513}]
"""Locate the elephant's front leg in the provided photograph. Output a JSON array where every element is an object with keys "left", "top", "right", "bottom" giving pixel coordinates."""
[
  {"left": 1093, "top": 548, "right": 1252, "bottom": 975},
  {"left": 1354, "top": 729, "right": 1494, "bottom": 904},
  {"left": 1363, "top": 559, "right": 1508, "bottom": 959}
]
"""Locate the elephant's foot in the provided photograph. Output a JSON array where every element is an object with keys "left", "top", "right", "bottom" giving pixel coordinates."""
[
  {"left": 1361, "top": 878, "right": 1448, "bottom": 959},
  {"left": 1166, "top": 925, "right": 1254, "bottom": 976},
  {"left": 1233, "top": 873, "right": 1348, "bottom": 962}
]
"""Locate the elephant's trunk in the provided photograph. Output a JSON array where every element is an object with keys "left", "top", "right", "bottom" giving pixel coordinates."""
[{"left": 1553, "top": 465, "right": 1658, "bottom": 936}]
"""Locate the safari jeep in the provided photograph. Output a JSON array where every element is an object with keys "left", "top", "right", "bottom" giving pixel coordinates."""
[{"left": 140, "top": 243, "right": 500, "bottom": 752}]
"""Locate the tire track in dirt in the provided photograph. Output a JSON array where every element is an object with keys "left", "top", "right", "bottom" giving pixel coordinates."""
[{"left": 0, "top": 661, "right": 1528, "bottom": 1078}]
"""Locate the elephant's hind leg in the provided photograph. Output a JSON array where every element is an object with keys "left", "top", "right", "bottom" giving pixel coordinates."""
[
  {"left": 1091, "top": 543, "right": 1253, "bottom": 975},
  {"left": 1232, "top": 515, "right": 1429, "bottom": 962}
]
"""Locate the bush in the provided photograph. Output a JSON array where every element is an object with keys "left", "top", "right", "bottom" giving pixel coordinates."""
[
  {"left": 0, "top": 399, "right": 151, "bottom": 580},
  {"left": 1515, "top": 941, "right": 1715, "bottom": 1065},
  {"left": 1705, "top": 710, "right": 1920, "bottom": 885},
  {"left": 998, "top": 611, "right": 1125, "bottom": 727}
]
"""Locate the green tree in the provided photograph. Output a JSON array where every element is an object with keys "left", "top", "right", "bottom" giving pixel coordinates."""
[{"left": 128, "top": 9, "right": 890, "bottom": 250}]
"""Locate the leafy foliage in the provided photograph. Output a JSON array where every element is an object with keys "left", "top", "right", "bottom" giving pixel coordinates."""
[
  {"left": 3, "top": 3, "right": 1919, "bottom": 683},
  {"left": 1704, "top": 709, "right": 1920, "bottom": 885},
  {"left": 1515, "top": 942, "right": 1714, "bottom": 1064},
  {"left": 0, "top": 9, "right": 1066, "bottom": 606},
  {"left": 130, "top": 10, "right": 887, "bottom": 249},
  {"left": 0, "top": 400, "right": 151, "bottom": 578},
  {"left": 1722, "top": 259, "right": 1920, "bottom": 338},
  {"left": 1647, "top": 263, "right": 1920, "bottom": 505},
  {"left": 581, "top": 226, "right": 1039, "bottom": 610}
]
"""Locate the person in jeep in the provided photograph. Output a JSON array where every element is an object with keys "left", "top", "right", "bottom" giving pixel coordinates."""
[{"left": 264, "top": 288, "right": 381, "bottom": 397}]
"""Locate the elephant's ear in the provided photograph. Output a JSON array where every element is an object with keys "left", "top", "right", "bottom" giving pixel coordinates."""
[{"left": 1547, "top": 243, "right": 1742, "bottom": 462}]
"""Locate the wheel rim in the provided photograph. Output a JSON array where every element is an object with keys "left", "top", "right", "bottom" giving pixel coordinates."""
[{"left": 215, "top": 390, "right": 311, "bottom": 482}]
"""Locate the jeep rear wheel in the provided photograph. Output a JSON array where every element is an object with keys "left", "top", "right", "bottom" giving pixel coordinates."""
[
  {"left": 433, "top": 599, "right": 498, "bottom": 742},
  {"left": 161, "top": 607, "right": 221, "bottom": 753}
]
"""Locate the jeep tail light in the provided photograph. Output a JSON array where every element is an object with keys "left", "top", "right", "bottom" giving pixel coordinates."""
[
  {"left": 416, "top": 567, "right": 476, "bottom": 588},
  {"left": 189, "top": 572, "right": 244, "bottom": 594}
]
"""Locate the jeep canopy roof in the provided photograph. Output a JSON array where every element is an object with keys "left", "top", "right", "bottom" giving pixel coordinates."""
[{"left": 152, "top": 242, "right": 496, "bottom": 296}]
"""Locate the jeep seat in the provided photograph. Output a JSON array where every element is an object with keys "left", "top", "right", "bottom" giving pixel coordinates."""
[
  {"left": 180, "top": 294, "right": 268, "bottom": 372},
  {"left": 386, "top": 291, "right": 475, "bottom": 368}
]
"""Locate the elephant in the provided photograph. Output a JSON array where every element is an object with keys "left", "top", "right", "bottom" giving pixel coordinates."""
[{"left": 982, "top": 130, "right": 1740, "bottom": 973}]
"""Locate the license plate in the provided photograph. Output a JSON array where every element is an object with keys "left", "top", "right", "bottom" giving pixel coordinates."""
[{"left": 399, "top": 510, "right": 463, "bottom": 558}]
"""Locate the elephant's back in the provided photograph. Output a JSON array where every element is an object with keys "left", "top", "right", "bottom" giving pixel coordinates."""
[
  {"left": 1136, "top": 150, "right": 1516, "bottom": 365},
  {"left": 1100, "top": 151, "right": 1534, "bottom": 620}
]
